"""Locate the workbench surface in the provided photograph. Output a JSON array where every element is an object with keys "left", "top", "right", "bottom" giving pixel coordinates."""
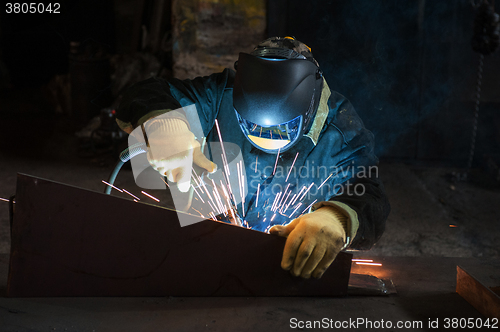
[{"left": 1, "top": 255, "right": 498, "bottom": 331}]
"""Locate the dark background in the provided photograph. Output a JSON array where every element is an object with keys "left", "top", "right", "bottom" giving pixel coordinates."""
[
  {"left": 0, "top": 0, "right": 115, "bottom": 87},
  {"left": 270, "top": 0, "right": 500, "bottom": 164},
  {"left": 0, "top": 0, "right": 499, "bottom": 166}
]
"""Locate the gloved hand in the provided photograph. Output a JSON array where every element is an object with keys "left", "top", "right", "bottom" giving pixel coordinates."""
[
  {"left": 146, "top": 118, "right": 216, "bottom": 192},
  {"left": 269, "top": 205, "right": 347, "bottom": 279}
]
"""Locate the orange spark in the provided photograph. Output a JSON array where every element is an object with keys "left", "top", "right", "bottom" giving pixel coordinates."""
[
  {"left": 123, "top": 189, "right": 140, "bottom": 200},
  {"left": 102, "top": 180, "right": 123, "bottom": 192},
  {"left": 318, "top": 173, "right": 334, "bottom": 190},
  {"left": 356, "top": 262, "right": 382, "bottom": 266},
  {"left": 160, "top": 176, "right": 170, "bottom": 188},
  {"left": 141, "top": 191, "right": 160, "bottom": 202},
  {"left": 272, "top": 148, "right": 280, "bottom": 175},
  {"left": 285, "top": 152, "right": 299, "bottom": 182}
]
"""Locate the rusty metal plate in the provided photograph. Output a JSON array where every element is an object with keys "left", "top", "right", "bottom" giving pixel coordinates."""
[
  {"left": 456, "top": 266, "right": 500, "bottom": 319},
  {"left": 7, "top": 174, "right": 352, "bottom": 297}
]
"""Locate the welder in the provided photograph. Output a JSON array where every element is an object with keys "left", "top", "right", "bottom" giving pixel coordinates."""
[{"left": 116, "top": 37, "right": 390, "bottom": 279}]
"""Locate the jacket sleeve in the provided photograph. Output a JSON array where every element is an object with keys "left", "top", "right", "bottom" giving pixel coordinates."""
[
  {"left": 327, "top": 96, "right": 390, "bottom": 250},
  {"left": 116, "top": 77, "right": 183, "bottom": 128},
  {"left": 116, "top": 69, "right": 232, "bottom": 134}
]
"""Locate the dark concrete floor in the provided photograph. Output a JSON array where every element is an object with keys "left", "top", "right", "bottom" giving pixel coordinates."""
[
  {"left": 1, "top": 254, "right": 497, "bottom": 332},
  {"left": 370, "top": 163, "right": 500, "bottom": 258}
]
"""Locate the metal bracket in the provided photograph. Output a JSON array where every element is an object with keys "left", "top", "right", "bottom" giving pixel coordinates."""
[{"left": 7, "top": 173, "right": 352, "bottom": 297}]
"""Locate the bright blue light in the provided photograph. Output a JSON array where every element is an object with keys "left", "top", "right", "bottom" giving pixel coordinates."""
[{"left": 259, "top": 57, "right": 287, "bottom": 61}]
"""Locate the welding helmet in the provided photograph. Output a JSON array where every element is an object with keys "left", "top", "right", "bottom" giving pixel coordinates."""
[{"left": 233, "top": 37, "right": 323, "bottom": 153}]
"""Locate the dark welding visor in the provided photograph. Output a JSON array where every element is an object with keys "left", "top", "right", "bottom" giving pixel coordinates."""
[{"left": 233, "top": 52, "right": 322, "bottom": 140}]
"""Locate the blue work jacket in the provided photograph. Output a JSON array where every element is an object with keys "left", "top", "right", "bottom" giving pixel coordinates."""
[{"left": 117, "top": 69, "right": 390, "bottom": 250}]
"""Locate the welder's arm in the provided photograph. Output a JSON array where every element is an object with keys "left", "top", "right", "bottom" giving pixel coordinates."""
[
  {"left": 268, "top": 94, "right": 390, "bottom": 278},
  {"left": 269, "top": 206, "right": 347, "bottom": 279},
  {"left": 327, "top": 174, "right": 389, "bottom": 250},
  {"left": 323, "top": 94, "right": 390, "bottom": 250},
  {"left": 116, "top": 108, "right": 217, "bottom": 192},
  {"left": 115, "top": 72, "right": 229, "bottom": 191},
  {"left": 115, "top": 70, "right": 231, "bottom": 137}
]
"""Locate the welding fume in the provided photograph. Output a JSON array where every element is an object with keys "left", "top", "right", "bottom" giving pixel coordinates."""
[{"left": 114, "top": 36, "right": 391, "bottom": 279}]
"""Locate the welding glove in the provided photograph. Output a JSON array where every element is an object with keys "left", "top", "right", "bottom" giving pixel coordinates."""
[
  {"left": 146, "top": 118, "right": 216, "bottom": 192},
  {"left": 269, "top": 206, "right": 347, "bottom": 279}
]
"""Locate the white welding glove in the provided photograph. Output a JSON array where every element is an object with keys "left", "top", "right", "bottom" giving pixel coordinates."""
[
  {"left": 146, "top": 118, "right": 216, "bottom": 192},
  {"left": 269, "top": 206, "right": 347, "bottom": 279}
]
